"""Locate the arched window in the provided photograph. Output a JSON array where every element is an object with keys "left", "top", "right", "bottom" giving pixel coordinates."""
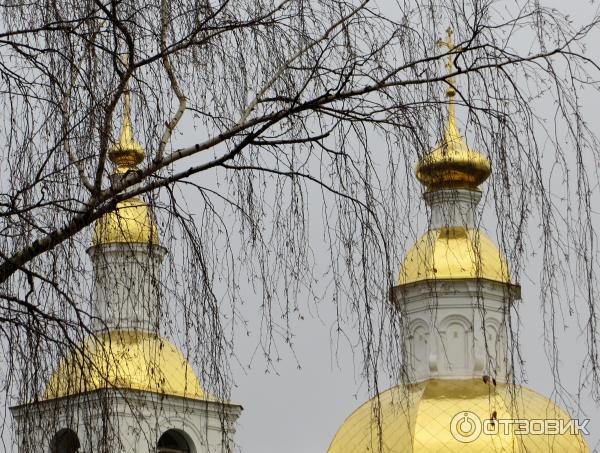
[
  {"left": 50, "top": 429, "right": 80, "bottom": 453},
  {"left": 439, "top": 315, "right": 472, "bottom": 373},
  {"left": 157, "top": 429, "right": 192, "bottom": 453}
]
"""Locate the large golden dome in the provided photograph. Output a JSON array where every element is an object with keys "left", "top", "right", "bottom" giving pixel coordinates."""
[
  {"left": 43, "top": 330, "right": 205, "bottom": 400},
  {"left": 328, "top": 379, "right": 589, "bottom": 452},
  {"left": 398, "top": 227, "right": 510, "bottom": 285},
  {"left": 93, "top": 197, "right": 159, "bottom": 245}
]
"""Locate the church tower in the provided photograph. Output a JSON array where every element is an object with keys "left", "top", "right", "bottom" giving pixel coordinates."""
[
  {"left": 10, "top": 89, "right": 241, "bottom": 453},
  {"left": 328, "top": 29, "right": 589, "bottom": 452}
]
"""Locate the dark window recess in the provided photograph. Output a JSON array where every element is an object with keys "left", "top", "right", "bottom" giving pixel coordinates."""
[
  {"left": 50, "top": 429, "right": 80, "bottom": 453},
  {"left": 157, "top": 430, "right": 191, "bottom": 453}
]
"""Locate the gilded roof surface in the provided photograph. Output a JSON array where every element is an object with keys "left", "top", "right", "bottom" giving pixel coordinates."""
[
  {"left": 327, "top": 379, "right": 589, "bottom": 452},
  {"left": 93, "top": 197, "right": 159, "bottom": 245},
  {"left": 398, "top": 227, "right": 510, "bottom": 285},
  {"left": 415, "top": 110, "right": 491, "bottom": 192},
  {"left": 43, "top": 330, "right": 205, "bottom": 401}
]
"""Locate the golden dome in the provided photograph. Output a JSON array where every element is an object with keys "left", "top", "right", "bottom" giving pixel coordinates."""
[
  {"left": 398, "top": 227, "right": 510, "bottom": 285},
  {"left": 415, "top": 107, "right": 491, "bottom": 191},
  {"left": 43, "top": 330, "right": 205, "bottom": 400},
  {"left": 328, "top": 379, "right": 590, "bottom": 453},
  {"left": 93, "top": 197, "right": 159, "bottom": 245}
]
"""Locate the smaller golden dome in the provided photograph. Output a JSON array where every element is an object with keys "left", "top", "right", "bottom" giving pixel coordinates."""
[
  {"left": 328, "top": 379, "right": 590, "bottom": 453},
  {"left": 109, "top": 89, "right": 145, "bottom": 173},
  {"left": 43, "top": 330, "right": 205, "bottom": 400},
  {"left": 416, "top": 109, "right": 491, "bottom": 191},
  {"left": 93, "top": 197, "right": 159, "bottom": 246},
  {"left": 398, "top": 227, "right": 510, "bottom": 285}
]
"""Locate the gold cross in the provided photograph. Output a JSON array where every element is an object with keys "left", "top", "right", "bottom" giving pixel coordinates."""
[{"left": 436, "top": 27, "right": 460, "bottom": 97}]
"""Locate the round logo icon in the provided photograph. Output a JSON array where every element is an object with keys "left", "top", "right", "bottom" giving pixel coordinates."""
[{"left": 450, "top": 411, "right": 482, "bottom": 443}]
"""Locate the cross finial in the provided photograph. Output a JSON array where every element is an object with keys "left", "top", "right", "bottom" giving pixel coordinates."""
[
  {"left": 436, "top": 27, "right": 460, "bottom": 98},
  {"left": 437, "top": 27, "right": 454, "bottom": 50}
]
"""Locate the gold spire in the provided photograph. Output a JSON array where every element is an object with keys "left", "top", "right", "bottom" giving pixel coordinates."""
[
  {"left": 108, "top": 87, "right": 145, "bottom": 174},
  {"left": 416, "top": 28, "right": 491, "bottom": 192}
]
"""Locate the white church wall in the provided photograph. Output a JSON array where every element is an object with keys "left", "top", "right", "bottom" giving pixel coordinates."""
[{"left": 10, "top": 389, "right": 241, "bottom": 453}]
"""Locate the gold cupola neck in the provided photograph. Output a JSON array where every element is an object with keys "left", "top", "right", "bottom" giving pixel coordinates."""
[
  {"left": 108, "top": 89, "right": 145, "bottom": 174},
  {"left": 416, "top": 28, "right": 491, "bottom": 192}
]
